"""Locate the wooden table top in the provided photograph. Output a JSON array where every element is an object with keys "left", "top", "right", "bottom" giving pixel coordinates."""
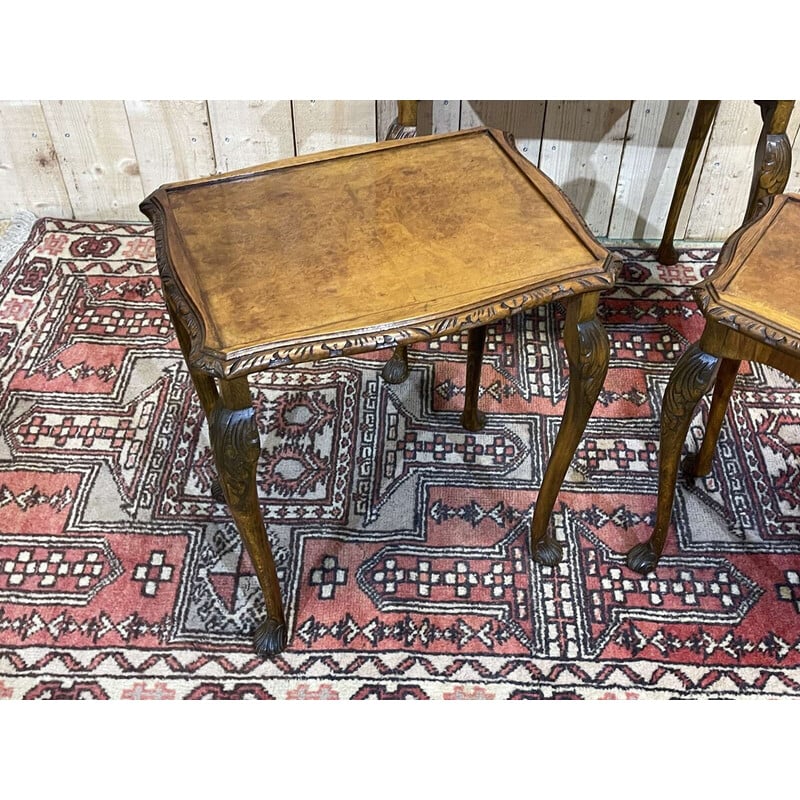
[
  {"left": 142, "top": 128, "right": 617, "bottom": 378},
  {"left": 697, "top": 193, "right": 800, "bottom": 353}
]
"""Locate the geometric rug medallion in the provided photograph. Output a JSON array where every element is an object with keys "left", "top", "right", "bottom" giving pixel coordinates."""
[{"left": 1, "top": 218, "right": 799, "bottom": 699}]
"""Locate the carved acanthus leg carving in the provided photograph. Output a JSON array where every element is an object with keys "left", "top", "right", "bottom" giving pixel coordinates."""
[
  {"left": 758, "top": 132, "right": 792, "bottom": 194},
  {"left": 211, "top": 378, "right": 287, "bottom": 655},
  {"left": 531, "top": 292, "right": 609, "bottom": 566},
  {"left": 460, "top": 325, "right": 487, "bottom": 432},
  {"left": 626, "top": 343, "right": 721, "bottom": 575},
  {"left": 746, "top": 101, "right": 794, "bottom": 220}
]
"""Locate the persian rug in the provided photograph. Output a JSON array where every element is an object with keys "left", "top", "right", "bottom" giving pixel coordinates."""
[{"left": 0, "top": 217, "right": 799, "bottom": 700}]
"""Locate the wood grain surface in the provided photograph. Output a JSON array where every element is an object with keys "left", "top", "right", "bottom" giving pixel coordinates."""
[
  {"left": 142, "top": 128, "right": 616, "bottom": 377},
  {"left": 41, "top": 100, "right": 143, "bottom": 220}
]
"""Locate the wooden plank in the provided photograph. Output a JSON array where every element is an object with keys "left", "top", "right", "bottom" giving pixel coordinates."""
[
  {"left": 41, "top": 100, "right": 144, "bottom": 220},
  {"left": 207, "top": 100, "right": 295, "bottom": 172},
  {"left": 673, "top": 106, "right": 715, "bottom": 242},
  {"left": 685, "top": 100, "right": 763, "bottom": 241},
  {"left": 0, "top": 100, "right": 72, "bottom": 217},
  {"left": 608, "top": 100, "right": 699, "bottom": 240},
  {"left": 434, "top": 100, "right": 461, "bottom": 133},
  {"left": 538, "top": 100, "right": 632, "bottom": 237},
  {"left": 291, "top": 100, "right": 376, "bottom": 155},
  {"left": 459, "top": 101, "right": 546, "bottom": 164},
  {"left": 377, "top": 100, "right": 397, "bottom": 141},
  {"left": 4, "top": 97, "right": 790, "bottom": 234},
  {"left": 125, "top": 100, "right": 216, "bottom": 195},
  {"left": 417, "top": 101, "right": 461, "bottom": 136}
]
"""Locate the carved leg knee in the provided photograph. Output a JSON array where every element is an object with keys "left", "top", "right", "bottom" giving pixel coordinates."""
[
  {"left": 626, "top": 343, "right": 720, "bottom": 574},
  {"left": 746, "top": 100, "right": 794, "bottom": 220},
  {"left": 689, "top": 357, "right": 739, "bottom": 477},
  {"left": 531, "top": 293, "right": 609, "bottom": 566},
  {"left": 211, "top": 379, "right": 287, "bottom": 655}
]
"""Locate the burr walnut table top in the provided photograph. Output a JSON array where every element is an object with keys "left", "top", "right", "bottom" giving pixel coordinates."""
[
  {"left": 696, "top": 193, "right": 800, "bottom": 356},
  {"left": 142, "top": 127, "right": 617, "bottom": 378}
]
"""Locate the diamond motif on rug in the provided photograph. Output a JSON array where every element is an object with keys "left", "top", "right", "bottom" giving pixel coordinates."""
[{"left": 2, "top": 218, "right": 800, "bottom": 699}]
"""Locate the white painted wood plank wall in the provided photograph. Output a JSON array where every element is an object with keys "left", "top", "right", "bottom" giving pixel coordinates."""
[{"left": 1, "top": 100, "right": 798, "bottom": 242}]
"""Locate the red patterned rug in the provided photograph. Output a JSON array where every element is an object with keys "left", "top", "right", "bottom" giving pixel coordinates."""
[{"left": 1, "top": 217, "right": 799, "bottom": 700}]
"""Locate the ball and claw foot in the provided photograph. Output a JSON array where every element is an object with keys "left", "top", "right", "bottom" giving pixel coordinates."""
[
  {"left": 253, "top": 617, "right": 288, "bottom": 656},
  {"left": 460, "top": 409, "right": 486, "bottom": 432},
  {"left": 381, "top": 350, "right": 410, "bottom": 384},
  {"left": 530, "top": 534, "right": 563, "bottom": 567},
  {"left": 626, "top": 541, "right": 658, "bottom": 575}
]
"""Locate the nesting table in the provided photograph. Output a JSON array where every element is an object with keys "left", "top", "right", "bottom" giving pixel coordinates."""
[
  {"left": 141, "top": 128, "right": 619, "bottom": 655},
  {"left": 627, "top": 193, "right": 800, "bottom": 573}
]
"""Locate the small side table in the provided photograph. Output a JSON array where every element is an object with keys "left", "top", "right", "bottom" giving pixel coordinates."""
[
  {"left": 141, "top": 128, "right": 619, "bottom": 655},
  {"left": 628, "top": 193, "right": 800, "bottom": 573}
]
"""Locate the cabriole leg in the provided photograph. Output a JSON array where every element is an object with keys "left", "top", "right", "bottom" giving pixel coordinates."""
[
  {"left": 746, "top": 101, "right": 794, "bottom": 220},
  {"left": 689, "top": 357, "right": 739, "bottom": 477},
  {"left": 211, "top": 377, "right": 287, "bottom": 655},
  {"left": 165, "top": 294, "right": 225, "bottom": 500},
  {"left": 380, "top": 101, "right": 419, "bottom": 385},
  {"left": 626, "top": 343, "right": 720, "bottom": 575},
  {"left": 657, "top": 100, "right": 719, "bottom": 266},
  {"left": 460, "top": 325, "right": 487, "bottom": 432},
  {"left": 166, "top": 294, "right": 219, "bottom": 417},
  {"left": 531, "top": 292, "right": 609, "bottom": 566}
]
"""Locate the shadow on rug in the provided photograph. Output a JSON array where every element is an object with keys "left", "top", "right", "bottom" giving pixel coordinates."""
[{"left": 0, "top": 218, "right": 798, "bottom": 699}]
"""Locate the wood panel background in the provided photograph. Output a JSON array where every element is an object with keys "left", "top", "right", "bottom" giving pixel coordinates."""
[{"left": 1, "top": 100, "right": 798, "bottom": 242}]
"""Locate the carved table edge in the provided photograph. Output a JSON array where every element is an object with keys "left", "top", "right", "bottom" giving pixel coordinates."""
[
  {"left": 140, "top": 194, "right": 212, "bottom": 369},
  {"left": 695, "top": 288, "right": 800, "bottom": 357},
  {"left": 692, "top": 194, "right": 800, "bottom": 358},
  {"left": 194, "top": 263, "right": 617, "bottom": 379},
  {"left": 142, "top": 192, "right": 620, "bottom": 381}
]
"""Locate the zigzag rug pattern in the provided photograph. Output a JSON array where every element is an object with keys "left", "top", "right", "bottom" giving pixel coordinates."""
[{"left": 1, "top": 218, "right": 799, "bottom": 699}]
